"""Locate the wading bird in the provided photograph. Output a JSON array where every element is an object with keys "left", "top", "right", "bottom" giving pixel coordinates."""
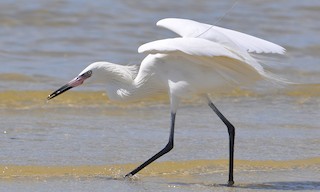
[{"left": 47, "top": 18, "right": 285, "bottom": 186}]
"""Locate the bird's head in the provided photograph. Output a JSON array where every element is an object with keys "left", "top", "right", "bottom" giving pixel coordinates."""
[{"left": 47, "top": 62, "right": 108, "bottom": 100}]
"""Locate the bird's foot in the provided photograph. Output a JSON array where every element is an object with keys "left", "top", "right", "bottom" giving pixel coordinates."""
[
  {"left": 124, "top": 173, "right": 132, "bottom": 178},
  {"left": 124, "top": 173, "right": 139, "bottom": 180},
  {"left": 227, "top": 180, "right": 235, "bottom": 187}
]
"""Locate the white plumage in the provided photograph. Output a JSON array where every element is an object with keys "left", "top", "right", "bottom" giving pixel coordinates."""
[
  {"left": 157, "top": 18, "right": 285, "bottom": 54},
  {"left": 47, "top": 18, "right": 286, "bottom": 185}
]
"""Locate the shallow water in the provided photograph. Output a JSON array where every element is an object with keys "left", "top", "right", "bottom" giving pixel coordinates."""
[{"left": 1, "top": 0, "right": 320, "bottom": 191}]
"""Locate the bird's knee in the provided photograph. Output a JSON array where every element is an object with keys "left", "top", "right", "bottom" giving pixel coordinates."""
[
  {"left": 165, "top": 141, "right": 174, "bottom": 152},
  {"left": 227, "top": 124, "right": 235, "bottom": 136}
]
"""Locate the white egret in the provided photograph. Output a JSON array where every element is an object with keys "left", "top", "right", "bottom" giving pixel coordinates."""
[{"left": 47, "top": 18, "right": 286, "bottom": 186}]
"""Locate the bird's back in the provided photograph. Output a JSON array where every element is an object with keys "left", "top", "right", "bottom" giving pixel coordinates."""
[{"left": 136, "top": 52, "right": 263, "bottom": 99}]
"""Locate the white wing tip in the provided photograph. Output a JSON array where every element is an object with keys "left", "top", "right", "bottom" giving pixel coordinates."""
[
  {"left": 278, "top": 47, "right": 286, "bottom": 54},
  {"left": 138, "top": 45, "right": 146, "bottom": 53},
  {"left": 138, "top": 42, "right": 159, "bottom": 54},
  {"left": 156, "top": 18, "right": 175, "bottom": 27},
  {"left": 156, "top": 18, "right": 190, "bottom": 27},
  {"left": 156, "top": 19, "right": 165, "bottom": 26},
  {"left": 157, "top": 18, "right": 174, "bottom": 23},
  {"left": 269, "top": 45, "right": 286, "bottom": 54},
  {"left": 250, "top": 48, "right": 286, "bottom": 55},
  {"left": 247, "top": 44, "right": 286, "bottom": 55}
]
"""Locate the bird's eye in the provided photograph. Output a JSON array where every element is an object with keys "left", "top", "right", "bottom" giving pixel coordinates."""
[{"left": 81, "top": 70, "right": 92, "bottom": 78}]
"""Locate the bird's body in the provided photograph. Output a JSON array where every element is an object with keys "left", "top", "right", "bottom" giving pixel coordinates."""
[
  {"left": 81, "top": 38, "right": 277, "bottom": 102},
  {"left": 47, "top": 18, "right": 286, "bottom": 186}
]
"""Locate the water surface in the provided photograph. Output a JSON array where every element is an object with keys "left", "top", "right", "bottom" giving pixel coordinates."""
[{"left": 0, "top": 0, "right": 319, "bottom": 191}]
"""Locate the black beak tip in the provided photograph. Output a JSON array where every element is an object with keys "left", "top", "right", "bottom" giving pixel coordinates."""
[
  {"left": 47, "top": 84, "right": 73, "bottom": 101},
  {"left": 47, "top": 94, "right": 55, "bottom": 100}
]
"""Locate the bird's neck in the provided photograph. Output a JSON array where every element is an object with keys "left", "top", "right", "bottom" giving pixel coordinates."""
[
  {"left": 104, "top": 65, "right": 162, "bottom": 102},
  {"left": 105, "top": 80, "right": 151, "bottom": 102},
  {"left": 105, "top": 81, "right": 134, "bottom": 101}
]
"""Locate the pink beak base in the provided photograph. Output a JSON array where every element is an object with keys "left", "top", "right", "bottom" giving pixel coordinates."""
[{"left": 47, "top": 76, "right": 85, "bottom": 100}]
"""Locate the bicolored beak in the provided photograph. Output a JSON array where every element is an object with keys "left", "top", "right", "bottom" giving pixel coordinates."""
[{"left": 47, "top": 76, "right": 86, "bottom": 100}]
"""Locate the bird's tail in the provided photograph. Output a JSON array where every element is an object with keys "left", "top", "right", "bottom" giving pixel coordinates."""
[{"left": 252, "top": 53, "right": 297, "bottom": 86}]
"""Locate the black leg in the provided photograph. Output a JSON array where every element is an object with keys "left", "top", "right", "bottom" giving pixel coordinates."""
[
  {"left": 125, "top": 112, "right": 176, "bottom": 177},
  {"left": 208, "top": 102, "right": 235, "bottom": 186}
]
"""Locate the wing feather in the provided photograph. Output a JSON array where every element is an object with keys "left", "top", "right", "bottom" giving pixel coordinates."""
[
  {"left": 157, "top": 18, "right": 285, "bottom": 54},
  {"left": 138, "top": 37, "right": 271, "bottom": 84},
  {"left": 138, "top": 37, "right": 242, "bottom": 60}
]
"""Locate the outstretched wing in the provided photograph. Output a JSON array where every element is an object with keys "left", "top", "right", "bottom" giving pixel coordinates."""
[
  {"left": 139, "top": 37, "right": 242, "bottom": 60},
  {"left": 139, "top": 38, "right": 271, "bottom": 84},
  {"left": 157, "top": 18, "right": 285, "bottom": 54}
]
